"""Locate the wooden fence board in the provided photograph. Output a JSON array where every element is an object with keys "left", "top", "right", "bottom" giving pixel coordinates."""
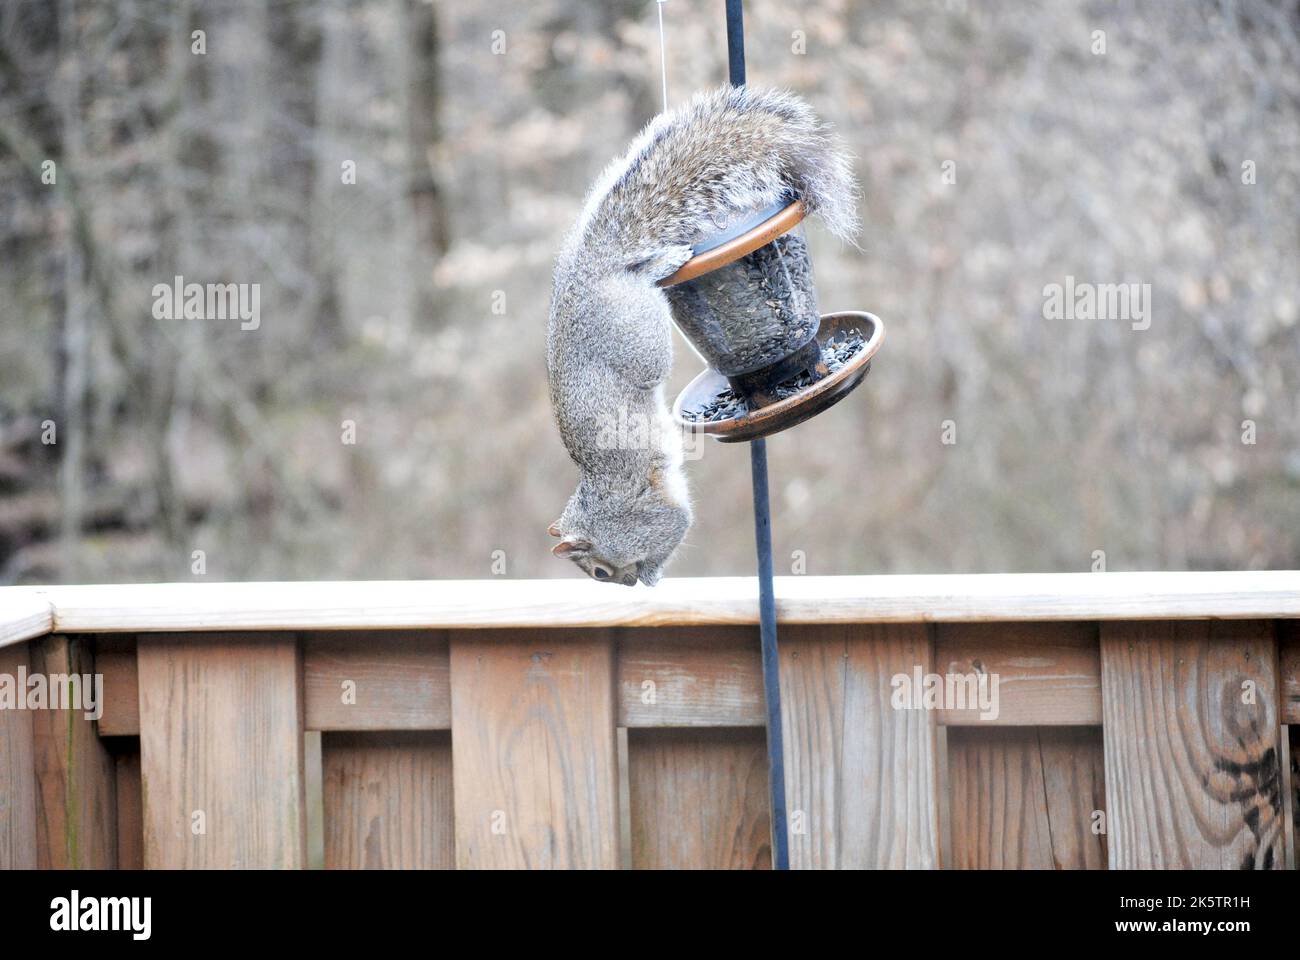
[
  {"left": 304, "top": 731, "right": 325, "bottom": 869},
  {"left": 449, "top": 630, "right": 618, "bottom": 869},
  {"left": 25, "top": 571, "right": 1300, "bottom": 635},
  {"left": 1280, "top": 620, "right": 1299, "bottom": 726},
  {"left": 0, "top": 643, "right": 38, "bottom": 868},
  {"left": 617, "top": 627, "right": 763, "bottom": 728},
  {"left": 628, "top": 728, "right": 771, "bottom": 869},
  {"left": 780, "top": 623, "right": 940, "bottom": 868},
  {"left": 935, "top": 622, "right": 1100, "bottom": 725},
  {"left": 1038, "top": 728, "right": 1109, "bottom": 870},
  {"left": 322, "top": 731, "right": 454, "bottom": 869},
  {"left": 30, "top": 635, "right": 117, "bottom": 868},
  {"left": 0, "top": 590, "right": 52, "bottom": 648},
  {"left": 304, "top": 632, "right": 450, "bottom": 731},
  {"left": 1101, "top": 620, "right": 1283, "bottom": 869},
  {"left": 949, "top": 727, "right": 1050, "bottom": 868},
  {"left": 1288, "top": 725, "right": 1298, "bottom": 871},
  {"left": 948, "top": 727, "right": 1106, "bottom": 869},
  {"left": 95, "top": 637, "right": 139, "bottom": 737},
  {"left": 113, "top": 747, "right": 143, "bottom": 870},
  {"left": 138, "top": 633, "right": 305, "bottom": 868}
]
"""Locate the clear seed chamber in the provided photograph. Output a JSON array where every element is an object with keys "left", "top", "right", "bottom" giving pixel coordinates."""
[{"left": 663, "top": 224, "right": 821, "bottom": 380}]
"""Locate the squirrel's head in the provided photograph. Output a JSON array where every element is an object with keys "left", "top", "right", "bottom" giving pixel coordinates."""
[{"left": 549, "top": 469, "right": 691, "bottom": 587}]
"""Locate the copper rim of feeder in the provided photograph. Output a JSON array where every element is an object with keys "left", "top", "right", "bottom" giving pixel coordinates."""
[
  {"left": 657, "top": 199, "right": 808, "bottom": 288},
  {"left": 672, "top": 311, "right": 885, "bottom": 443}
]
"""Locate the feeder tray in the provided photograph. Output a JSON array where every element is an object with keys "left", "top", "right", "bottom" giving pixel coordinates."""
[
  {"left": 659, "top": 198, "right": 885, "bottom": 443},
  {"left": 674, "top": 310, "right": 883, "bottom": 443}
]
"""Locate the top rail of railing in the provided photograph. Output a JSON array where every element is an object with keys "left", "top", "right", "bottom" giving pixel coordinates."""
[{"left": 1, "top": 570, "right": 1297, "bottom": 647}]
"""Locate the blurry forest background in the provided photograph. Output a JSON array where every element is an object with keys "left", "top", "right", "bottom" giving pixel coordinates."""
[{"left": 1, "top": 0, "right": 1298, "bottom": 585}]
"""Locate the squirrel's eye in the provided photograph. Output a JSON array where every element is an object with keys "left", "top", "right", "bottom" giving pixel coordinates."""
[{"left": 593, "top": 566, "right": 612, "bottom": 580}]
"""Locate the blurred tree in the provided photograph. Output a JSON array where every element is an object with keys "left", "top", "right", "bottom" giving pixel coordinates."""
[{"left": 0, "top": 0, "right": 1296, "bottom": 584}]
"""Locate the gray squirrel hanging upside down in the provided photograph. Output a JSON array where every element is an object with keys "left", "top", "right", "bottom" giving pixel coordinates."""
[{"left": 546, "top": 85, "right": 859, "bottom": 585}]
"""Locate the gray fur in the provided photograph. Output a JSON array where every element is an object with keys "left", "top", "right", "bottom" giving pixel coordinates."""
[{"left": 547, "top": 86, "right": 859, "bottom": 586}]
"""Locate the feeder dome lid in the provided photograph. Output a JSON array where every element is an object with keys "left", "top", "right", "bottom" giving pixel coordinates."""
[{"left": 659, "top": 198, "right": 808, "bottom": 288}]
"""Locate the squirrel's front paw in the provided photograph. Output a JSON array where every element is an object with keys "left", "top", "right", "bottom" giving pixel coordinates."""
[{"left": 636, "top": 560, "right": 664, "bottom": 586}]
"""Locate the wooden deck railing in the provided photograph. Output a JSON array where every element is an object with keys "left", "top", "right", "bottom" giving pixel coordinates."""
[{"left": 1, "top": 572, "right": 1297, "bottom": 869}]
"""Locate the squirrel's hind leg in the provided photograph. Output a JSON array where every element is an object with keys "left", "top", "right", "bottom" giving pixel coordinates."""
[{"left": 593, "top": 280, "right": 678, "bottom": 391}]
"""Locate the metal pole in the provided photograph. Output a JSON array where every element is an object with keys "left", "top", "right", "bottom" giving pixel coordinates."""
[
  {"left": 725, "top": 0, "right": 746, "bottom": 86},
  {"left": 726, "top": 0, "right": 790, "bottom": 872},
  {"left": 750, "top": 438, "right": 790, "bottom": 870}
]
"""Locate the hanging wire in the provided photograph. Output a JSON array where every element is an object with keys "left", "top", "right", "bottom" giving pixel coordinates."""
[{"left": 656, "top": 0, "right": 669, "bottom": 112}]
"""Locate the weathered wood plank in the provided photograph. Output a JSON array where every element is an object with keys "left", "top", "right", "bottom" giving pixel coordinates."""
[
  {"left": 322, "top": 731, "right": 454, "bottom": 869},
  {"left": 0, "top": 590, "right": 53, "bottom": 648},
  {"left": 628, "top": 728, "right": 771, "bottom": 869},
  {"left": 1101, "top": 620, "right": 1283, "bottom": 869},
  {"left": 0, "top": 643, "right": 38, "bottom": 868},
  {"left": 949, "top": 727, "right": 1050, "bottom": 868},
  {"left": 1287, "top": 725, "right": 1298, "bottom": 871},
  {"left": 936, "top": 726, "right": 953, "bottom": 869},
  {"left": 30, "top": 635, "right": 117, "bottom": 868},
  {"left": 780, "top": 623, "right": 940, "bottom": 869},
  {"left": 105, "top": 620, "right": 1109, "bottom": 732},
  {"left": 1038, "top": 728, "right": 1109, "bottom": 870},
  {"left": 113, "top": 747, "right": 143, "bottom": 870},
  {"left": 14, "top": 571, "right": 1299, "bottom": 637},
  {"left": 1280, "top": 620, "right": 1299, "bottom": 726},
  {"left": 618, "top": 627, "right": 763, "bottom": 728},
  {"left": 935, "top": 621, "right": 1100, "bottom": 725},
  {"left": 138, "top": 633, "right": 305, "bottom": 868},
  {"left": 948, "top": 727, "right": 1107, "bottom": 869},
  {"left": 304, "top": 632, "right": 450, "bottom": 731},
  {"left": 95, "top": 636, "right": 139, "bottom": 737},
  {"left": 616, "top": 727, "right": 632, "bottom": 868},
  {"left": 304, "top": 730, "right": 325, "bottom": 870},
  {"left": 449, "top": 629, "right": 618, "bottom": 869}
]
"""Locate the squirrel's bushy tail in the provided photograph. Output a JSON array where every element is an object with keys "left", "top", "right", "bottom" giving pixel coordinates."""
[{"left": 581, "top": 85, "right": 859, "bottom": 258}]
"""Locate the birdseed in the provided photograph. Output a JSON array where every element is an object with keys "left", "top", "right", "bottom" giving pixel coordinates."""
[{"left": 682, "top": 330, "right": 867, "bottom": 424}]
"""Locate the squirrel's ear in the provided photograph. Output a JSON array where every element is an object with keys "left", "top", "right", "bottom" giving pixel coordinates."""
[
  {"left": 552, "top": 538, "right": 592, "bottom": 559},
  {"left": 625, "top": 244, "right": 694, "bottom": 283},
  {"left": 547, "top": 521, "right": 563, "bottom": 538}
]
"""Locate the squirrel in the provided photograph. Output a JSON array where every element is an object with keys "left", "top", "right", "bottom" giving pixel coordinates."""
[{"left": 546, "top": 85, "right": 859, "bottom": 586}]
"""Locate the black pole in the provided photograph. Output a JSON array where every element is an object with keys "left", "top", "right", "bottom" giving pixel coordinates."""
[
  {"left": 725, "top": 0, "right": 746, "bottom": 86},
  {"left": 750, "top": 438, "right": 790, "bottom": 870},
  {"left": 726, "top": 0, "right": 790, "bottom": 872}
]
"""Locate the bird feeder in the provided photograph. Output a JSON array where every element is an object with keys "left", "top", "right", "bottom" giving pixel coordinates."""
[{"left": 659, "top": 196, "right": 884, "bottom": 442}]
